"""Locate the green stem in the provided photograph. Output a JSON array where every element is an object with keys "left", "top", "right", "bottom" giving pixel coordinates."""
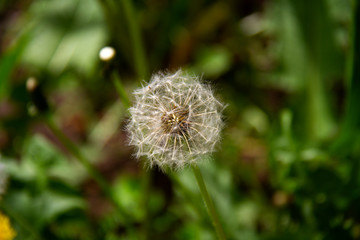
[
  {"left": 335, "top": 1, "right": 360, "bottom": 149},
  {"left": 140, "top": 168, "right": 151, "bottom": 240},
  {"left": 191, "top": 164, "right": 226, "bottom": 240},
  {"left": 112, "top": 74, "right": 148, "bottom": 240},
  {"left": 121, "top": 0, "right": 148, "bottom": 80},
  {"left": 306, "top": 61, "right": 334, "bottom": 141},
  {"left": 102, "top": 2, "right": 150, "bottom": 239},
  {"left": 112, "top": 73, "right": 131, "bottom": 108},
  {"left": 345, "top": 0, "right": 360, "bottom": 185},
  {"left": 109, "top": 50, "right": 150, "bottom": 240},
  {"left": 46, "top": 116, "right": 112, "bottom": 200},
  {"left": 44, "top": 114, "right": 138, "bottom": 238}
]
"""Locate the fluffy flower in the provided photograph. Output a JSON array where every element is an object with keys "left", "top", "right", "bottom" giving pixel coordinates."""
[
  {"left": 0, "top": 212, "right": 16, "bottom": 240},
  {"left": 127, "top": 70, "right": 224, "bottom": 170}
]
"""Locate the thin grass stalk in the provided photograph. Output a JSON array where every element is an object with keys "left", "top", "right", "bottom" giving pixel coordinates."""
[
  {"left": 117, "top": 1, "right": 151, "bottom": 239},
  {"left": 342, "top": 0, "right": 360, "bottom": 185},
  {"left": 112, "top": 73, "right": 131, "bottom": 108},
  {"left": 112, "top": 71, "right": 150, "bottom": 240},
  {"left": 121, "top": 0, "right": 148, "bottom": 80},
  {"left": 44, "top": 114, "right": 139, "bottom": 239},
  {"left": 337, "top": 1, "right": 360, "bottom": 146}
]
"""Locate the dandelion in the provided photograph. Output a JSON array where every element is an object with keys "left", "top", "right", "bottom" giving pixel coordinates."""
[
  {"left": 127, "top": 70, "right": 224, "bottom": 170},
  {"left": 127, "top": 70, "right": 226, "bottom": 239},
  {"left": 0, "top": 212, "right": 16, "bottom": 240}
]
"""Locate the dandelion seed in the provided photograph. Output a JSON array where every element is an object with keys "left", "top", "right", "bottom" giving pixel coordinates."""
[{"left": 127, "top": 70, "right": 224, "bottom": 170}]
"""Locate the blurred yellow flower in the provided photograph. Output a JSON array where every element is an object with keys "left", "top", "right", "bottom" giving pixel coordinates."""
[{"left": 0, "top": 212, "right": 16, "bottom": 240}]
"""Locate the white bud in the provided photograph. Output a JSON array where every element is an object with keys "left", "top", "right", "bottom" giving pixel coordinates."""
[
  {"left": 26, "top": 77, "right": 38, "bottom": 92},
  {"left": 127, "top": 70, "right": 225, "bottom": 170},
  {"left": 99, "top": 46, "right": 116, "bottom": 61}
]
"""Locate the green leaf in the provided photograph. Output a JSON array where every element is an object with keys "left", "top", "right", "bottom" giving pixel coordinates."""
[
  {"left": 0, "top": 35, "right": 28, "bottom": 98},
  {"left": 193, "top": 46, "right": 231, "bottom": 78},
  {"left": 21, "top": 0, "right": 107, "bottom": 76},
  {"left": 113, "top": 174, "right": 144, "bottom": 221}
]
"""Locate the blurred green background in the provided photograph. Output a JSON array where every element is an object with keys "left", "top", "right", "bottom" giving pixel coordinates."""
[{"left": 0, "top": 0, "right": 359, "bottom": 239}]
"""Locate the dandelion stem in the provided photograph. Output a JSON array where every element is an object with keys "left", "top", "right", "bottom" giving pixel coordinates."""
[
  {"left": 141, "top": 168, "right": 152, "bottom": 240},
  {"left": 191, "top": 164, "right": 226, "bottom": 240}
]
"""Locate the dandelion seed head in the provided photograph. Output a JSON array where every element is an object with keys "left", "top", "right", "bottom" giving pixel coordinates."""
[{"left": 127, "top": 70, "right": 224, "bottom": 170}]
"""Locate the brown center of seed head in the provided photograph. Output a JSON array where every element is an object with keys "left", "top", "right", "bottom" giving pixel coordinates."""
[{"left": 161, "top": 107, "right": 190, "bottom": 135}]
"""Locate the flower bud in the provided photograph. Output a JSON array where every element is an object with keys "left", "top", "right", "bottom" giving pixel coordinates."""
[
  {"left": 26, "top": 77, "right": 49, "bottom": 114},
  {"left": 99, "top": 46, "right": 116, "bottom": 62}
]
